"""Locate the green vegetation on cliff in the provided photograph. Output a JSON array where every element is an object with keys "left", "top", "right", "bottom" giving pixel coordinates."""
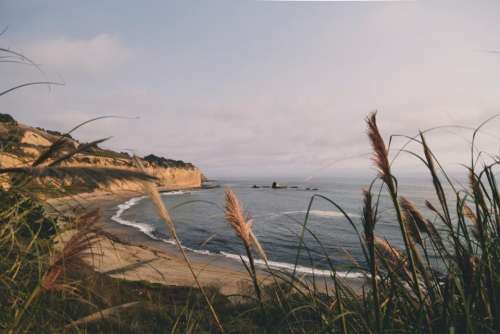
[{"left": 144, "top": 153, "right": 195, "bottom": 169}]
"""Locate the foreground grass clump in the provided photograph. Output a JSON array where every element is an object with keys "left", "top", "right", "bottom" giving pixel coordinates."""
[
  {"left": 0, "top": 111, "right": 499, "bottom": 333},
  {"left": 216, "top": 113, "right": 500, "bottom": 333},
  {"left": 0, "top": 182, "right": 318, "bottom": 333}
]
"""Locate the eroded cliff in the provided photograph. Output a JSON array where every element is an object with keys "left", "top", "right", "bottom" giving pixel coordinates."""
[{"left": 0, "top": 115, "right": 202, "bottom": 195}]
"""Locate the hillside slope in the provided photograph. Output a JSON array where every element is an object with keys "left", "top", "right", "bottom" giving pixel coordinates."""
[{"left": 0, "top": 114, "right": 203, "bottom": 195}]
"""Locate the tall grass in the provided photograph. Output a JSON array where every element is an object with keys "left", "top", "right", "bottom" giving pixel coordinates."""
[
  {"left": 219, "top": 112, "right": 500, "bottom": 333},
  {"left": 1, "top": 111, "right": 499, "bottom": 332},
  {"left": 0, "top": 41, "right": 498, "bottom": 331}
]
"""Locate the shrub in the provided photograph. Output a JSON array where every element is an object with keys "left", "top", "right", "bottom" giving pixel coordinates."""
[{"left": 0, "top": 113, "right": 16, "bottom": 124}]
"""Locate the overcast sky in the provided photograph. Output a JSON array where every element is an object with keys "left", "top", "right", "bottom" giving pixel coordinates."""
[{"left": 1, "top": 1, "right": 500, "bottom": 179}]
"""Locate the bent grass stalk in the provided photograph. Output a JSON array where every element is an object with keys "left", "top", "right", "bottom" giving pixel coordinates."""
[
  {"left": 367, "top": 112, "right": 433, "bottom": 332},
  {"left": 134, "top": 157, "right": 225, "bottom": 334},
  {"left": 224, "top": 188, "right": 267, "bottom": 319},
  {"left": 361, "top": 189, "right": 381, "bottom": 334},
  {"left": 8, "top": 211, "right": 101, "bottom": 333}
]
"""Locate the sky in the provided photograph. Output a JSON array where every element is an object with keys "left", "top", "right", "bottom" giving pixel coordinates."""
[{"left": 1, "top": 0, "right": 500, "bottom": 179}]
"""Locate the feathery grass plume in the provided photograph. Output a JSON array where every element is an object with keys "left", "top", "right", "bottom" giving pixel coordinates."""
[
  {"left": 9, "top": 211, "right": 101, "bottom": 333},
  {"left": 374, "top": 236, "right": 403, "bottom": 267},
  {"left": 223, "top": 188, "right": 295, "bottom": 321},
  {"left": 421, "top": 201, "right": 447, "bottom": 255},
  {"left": 366, "top": 112, "right": 428, "bottom": 324},
  {"left": 44, "top": 210, "right": 101, "bottom": 289},
  {"left": 420, "top": 132, "right": 453, "bottom": 229},
  {"left": 463, "top": 204, "right": 477, "bottom": 224},
  {"left": 400, "top": 197, "right": 427, "bottom": 233},
  {"left": 463, "top": 204, "right": 480, "bottom": 239},
  {"left": 31, "top": 139, "right": 68, "bottom": 167},
  {"left": 468, "top": 170, "right": 498, "bottom": 326},
  {"left": 30, "top": 116, "right": 126, "bottom": 167},
  {"left": 224, "top": 188, "right": 252, "bottom": 247},
  {"left": 423, "top": 218, "right": 446, "bottom": 254},
  {"left": 400, "top": 197, "right": 424, "bottom": 246},
  {"left": 366, "top": 112, "right": 391, "bottom": 183},
  {"left": 133, "top": 157, "right": 225, "bottom": 334},
  {"left": 42, "top": 211, "right": 100, "bottom": 291},
  {"left": 48, "top": 137, "right": 111, "bottom": 166},
  {"left": 224, "top": 188, "right": 267, "bottom": 318},
  {"left": 425, "top": 200, "right": 448, "bottom": 227},
  {"left": 224, "top": 188, "right": 268, "bottom": 261},
  {"left": 399, "top": 198, "right": 439, "bottom": 302},
  {"left": 467, "top": 171, "right": 488, "bottom": 240}
]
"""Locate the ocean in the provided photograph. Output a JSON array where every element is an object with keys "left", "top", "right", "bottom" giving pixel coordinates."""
[{"left": 111, "top": 176, "right": 454, "bottom": 278}]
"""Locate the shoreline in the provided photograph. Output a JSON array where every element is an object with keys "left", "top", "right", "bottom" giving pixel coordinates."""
[
  {"left": 48, "top": 187, "right": 365, "bottom": 295},
  {"left": 49, "top": 187, "right": 264, "bottom": 296}
]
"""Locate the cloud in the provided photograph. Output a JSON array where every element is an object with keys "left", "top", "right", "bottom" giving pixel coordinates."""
[
  {"left": 23, "top": 34, "right": 132, "bottom": 76},
  {"left": 3, "top": 1, "right": 500, "bottom": 178}
]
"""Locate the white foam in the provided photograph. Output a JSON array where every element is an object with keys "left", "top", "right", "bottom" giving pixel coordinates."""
[
  {"left": 111, "top": 194, "right": 215, "bottom": 254},
  {"left": 158, "top": 237, "right": 215, "bottom": 256},
  {"left": 282, "top": 210, "right": 359, "bottom": 218},
  {"left": 220, "top": 251, "right": 365, "bottom": 279},
  {"left": 160, "top": 190, "right": 190, "bottom": 196},
  {"left": 111, "top": 195, "right": 364, "bottom": 280},
  {"left": 111, "top": 195, "right": 160, "bottom": 240}
]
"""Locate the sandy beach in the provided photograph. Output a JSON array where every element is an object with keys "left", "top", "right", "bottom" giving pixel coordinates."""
[
  {"left": 49, "top": 187, "right": 365, "bottom": 297},
  {"left": 49, "top": 188, "right": 266, "bottom": 296}
]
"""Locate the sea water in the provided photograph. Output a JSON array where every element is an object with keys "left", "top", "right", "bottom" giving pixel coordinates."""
[{"left": 111, "top": 176, "right": 454, "bottom": 277}]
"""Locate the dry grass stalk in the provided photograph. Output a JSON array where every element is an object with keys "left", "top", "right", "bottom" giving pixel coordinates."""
[
  {"left": 224, "top": 188, "right": 268, "bottom": 262},
  {"left": 463, "top": 204, "right": 477, "bottom": 223},
  {"left": 463, "top": 204, "right": 480, "bottom": 238},
  {"left": 400, "top": 197, "right": 427, "bottom": 232},
  {"left": 224, "top": 189, "right": 252, "bottom": 247},
  {"left": 400, "top": 197, "right": 424, "bottom": 246},
  {"left": 9, "top": 211, "right": 101, "bottom": 333},
  {"left": 366, "top": 112, "right": 391, "bottom": 183},
  {"left": 374, "top": 236, "right": 403, "bottom": 266},
  {"left": 362, "top": 189, "right": 382, "bottom": 333},
  {"left": 409, "top": 200, "right": 445, "bottom": 250},
  {"left": 42, "top": 210, "right": 101, "bottom": 291},
  {"left": 424, "top": 218, "right": 446, "bottom": 253},
  {"left": 362, "top": 189, "right": 376, "bottom": 233},
  {"left": 133, "top": 157, "right": 225, "bottom": 334},
  {"left": 421, "top": 133, "right": 437, "bottom": 176},
  {"left": 65, "top": 301, "right": 141, "bottom": 329},
  {"left": 425, "top": 200, "right": 449, "bottom": 228},
  {"left": 367, "top": 113, "right": 429, "bottom": 320}
]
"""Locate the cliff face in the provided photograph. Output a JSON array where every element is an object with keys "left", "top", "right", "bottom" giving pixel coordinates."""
[
  {"left": 0, "top": 117, "right": 202, "bottom": 194},
  {"left": 62, "top": 154, "right": 203, "bottom": 192}
]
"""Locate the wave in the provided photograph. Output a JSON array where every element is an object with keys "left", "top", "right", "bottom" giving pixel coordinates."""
[
  {"left": 160, "top": 190, "right": 191, "bottom": 196},
  {"left": 111, "top": 195, "right": 364, "bottom": 280},
  {"left": 110, "top": 195, "right": 162, "bottom": 240},
  {"left": 111, "top": 194, "right": 214, "bottom": 254},
  {"left": 220, "top": 252, "right": 364, "bottom": 279},
  {"left": 282, "top": 210, "right": 359, "bottom": 218},
  {"left": 111, "top": 190, "right": 193, "bottom": 238}
]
